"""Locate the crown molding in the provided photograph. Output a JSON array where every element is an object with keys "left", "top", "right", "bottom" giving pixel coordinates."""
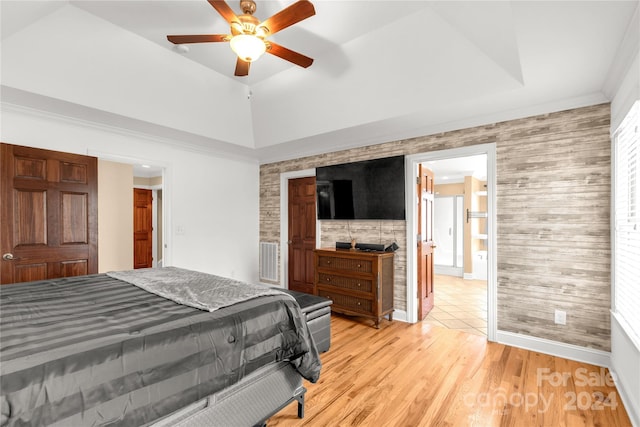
[
  {"left": 1, "top": 87, "right": 259, "bottom": 164},
  {"left": 603, "top": 1, "right": 640, "bottom": 100}
]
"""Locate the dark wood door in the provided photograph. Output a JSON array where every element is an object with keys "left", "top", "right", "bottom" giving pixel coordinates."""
[
  {"left": 288, "top": 177, "right": 316, "bottom": 294},
  {"left": 417, "top": 164, "right": 435, "bottom": 319},
  {"left": 0, "top": 143, "right": 98, "bottom": 284},
  {"left": 133, "top": 188, "right": 153, "bottom": 269}
]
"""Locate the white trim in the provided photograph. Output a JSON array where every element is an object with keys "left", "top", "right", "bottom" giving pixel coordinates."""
[
  {"left": 391, "top": 309, "right": 408, "bottom": 323},
  {"left": 602, "top": 2, "right": 639, "bottom": 101},
  {"left": 255, "top": 93, "right": 607, "bottom": 165},
  {"left": 279, "top": 168, "right": 317, "bottom": 289},
  {"left": 152, "top": 189, "right": 158, "bottom": 268},
  {"left": 435, "top": 266, "right": 463, "bottom": 277},
  {"left": 609, "top": 372, "right": 640, "bottom": 427},
  {"left": 463, "top": 273, "right": 475, "bottom": 280},
  {"left": 496, "top": 330, "right": 612, "bottom": 369},
  {"left": 405, "top": 143, "right": 498, "bottom": 343},
  {"left": 1, "top": 96, "right": 258, "bottom": 163}
]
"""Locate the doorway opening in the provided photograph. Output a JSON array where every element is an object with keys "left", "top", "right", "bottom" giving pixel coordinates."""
[
  {"left": 89, "top": 149, "right": 170, "bottom": 271},
  {"left": 406, "top": 144, "right": 497, "bottom": 341}
]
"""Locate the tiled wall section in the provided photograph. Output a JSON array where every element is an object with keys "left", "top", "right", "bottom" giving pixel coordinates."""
[{"left": 260, "top": 103, "right": 611, "bottom": 351}]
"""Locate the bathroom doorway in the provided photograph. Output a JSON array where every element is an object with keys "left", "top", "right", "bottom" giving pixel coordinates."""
[{"left": 406, "top": 144, "right": 496, "bottom": 341}]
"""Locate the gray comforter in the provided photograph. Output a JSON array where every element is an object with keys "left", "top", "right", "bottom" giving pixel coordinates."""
[
  {"left": 107, "top": 267, "right": 289, "bottom": 312},
  {"left": 0, "top": 271, "right": 321, "bottom": 426}
]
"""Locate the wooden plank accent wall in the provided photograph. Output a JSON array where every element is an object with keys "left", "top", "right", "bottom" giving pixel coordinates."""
[{"left": 259, "top": 103, "right": 612, "bottom": 351}]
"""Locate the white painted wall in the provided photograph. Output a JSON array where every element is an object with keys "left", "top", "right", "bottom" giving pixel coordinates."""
[
  {"left": 609, "top": 4, "right": 640, "bottom": 425},
  {"left": 1, "top": 106, "right": 260, "bottom": 284}
]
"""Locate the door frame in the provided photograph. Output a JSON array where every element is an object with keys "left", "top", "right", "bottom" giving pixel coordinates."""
[
  {"left": 279, "top": 168, "right": 320, "bottom": 289},
  {"left": 405, "top": 143, "right": 497, "bottom": 342},
  {"left": 133, "top": 185, "right": 162, "bottom": 268}
]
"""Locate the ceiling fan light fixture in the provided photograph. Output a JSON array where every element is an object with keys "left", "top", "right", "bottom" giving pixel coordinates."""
[{"left": 230, "top": 34, "right": 266, "bottom": 62}]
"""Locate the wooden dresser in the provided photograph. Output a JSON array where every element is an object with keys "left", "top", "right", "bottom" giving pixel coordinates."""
[{"left": 314, "top": 248, "right": 394, "bottom": 328}]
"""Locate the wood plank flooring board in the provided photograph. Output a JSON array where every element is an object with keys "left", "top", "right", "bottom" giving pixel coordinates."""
[{"left": 269, "top": 317, "right": 631, "bottom": 426}]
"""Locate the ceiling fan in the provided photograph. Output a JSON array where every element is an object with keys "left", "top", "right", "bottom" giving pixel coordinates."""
[{"left": 167, "top": 0, "right": 316, "bottom": 77}]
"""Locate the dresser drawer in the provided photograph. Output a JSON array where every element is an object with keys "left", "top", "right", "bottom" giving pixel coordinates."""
[
  {"left": 314, "top": 248, "right": 394, "bottom": 329},
  {"left": 317, "top": 273, "right": 373, "bottom": 293},
  {"left": 318, "top": 290, "right": 372, "bottom": 314},
  {"left": 316, "top": 255, "right": 372, "bottom": 274}
]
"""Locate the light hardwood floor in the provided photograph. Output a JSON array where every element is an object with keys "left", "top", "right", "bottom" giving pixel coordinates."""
[{"left": 269, "top": 315, "right": 632, "bottom": 426}]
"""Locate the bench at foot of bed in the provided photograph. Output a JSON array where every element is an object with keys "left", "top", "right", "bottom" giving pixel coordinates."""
[{"left": 279, "top": 289, "right": 333, "bottom": 353}]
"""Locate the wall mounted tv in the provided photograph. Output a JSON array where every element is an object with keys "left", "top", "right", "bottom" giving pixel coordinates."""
[{"left": 316, "top": 155, "right": 406, "bottom": 220}]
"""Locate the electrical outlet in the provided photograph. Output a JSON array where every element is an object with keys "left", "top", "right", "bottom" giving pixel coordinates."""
[{"left": 554, "top": 309, "right": 566, "bottom": 325}]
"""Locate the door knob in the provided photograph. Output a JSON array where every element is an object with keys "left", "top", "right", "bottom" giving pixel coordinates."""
[{"left": 2, "top": 253, "right": 16, "bottom": 261}]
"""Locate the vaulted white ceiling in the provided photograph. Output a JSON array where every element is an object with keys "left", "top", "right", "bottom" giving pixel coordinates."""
[{"left": 1, "top": 1, "right": 638, "bottom": 163}]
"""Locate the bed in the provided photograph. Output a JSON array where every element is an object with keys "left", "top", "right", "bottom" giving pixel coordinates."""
[{"left": 0, "top": 267, "right": 322, "bottom": 426}]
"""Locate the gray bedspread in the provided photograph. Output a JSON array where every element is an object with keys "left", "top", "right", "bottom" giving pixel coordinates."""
[
  {"left": 107, "top": 267, "right": 289, "bottom": 312},
  {"left": 0, "top": 273, "right": 321, "bottom": 426}
]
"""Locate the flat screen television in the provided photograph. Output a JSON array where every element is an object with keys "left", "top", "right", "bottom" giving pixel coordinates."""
[{"left": 316, "top": 155, "right": 406, "bottom": 220}]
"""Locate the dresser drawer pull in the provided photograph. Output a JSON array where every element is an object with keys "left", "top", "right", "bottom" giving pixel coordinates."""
[
  {"left": 326, "top": 260, "right": 331, "bottom": 264},
  {"left": 357, "top": 264, "right": 361, "bottom": 268},
  {"left": 357, "top": 283, "right": 361, "bottom": 287},
  {"left": 326, "top": 277, "right": 331, "bottom": 282},
  {"left": 357, "top": 302, "right": 361, "bottom": 306}
]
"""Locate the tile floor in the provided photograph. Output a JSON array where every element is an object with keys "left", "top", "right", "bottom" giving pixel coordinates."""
[{"left": 424, "top": 274, "right": 488, "bottom": 336}]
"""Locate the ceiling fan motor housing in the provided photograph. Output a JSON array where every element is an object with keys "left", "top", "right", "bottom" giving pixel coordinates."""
[
  {"left": 167, "top": 0, "right": 315, "bottom": 76},
  {"left": 231, "top": 13, "right": 261, "bottom": 36}
]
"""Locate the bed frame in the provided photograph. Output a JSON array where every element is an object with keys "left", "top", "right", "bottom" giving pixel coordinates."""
[
  {"left": 153, "top": 362, "right": 304, "bottom": 427},
  {"left": 153, "top": 290, "right": 332, "bottom": 427}
]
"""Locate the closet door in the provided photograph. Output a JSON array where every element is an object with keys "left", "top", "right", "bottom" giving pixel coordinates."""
[{"left": 0, "top": 143, "right": 98, "bottom": 284}]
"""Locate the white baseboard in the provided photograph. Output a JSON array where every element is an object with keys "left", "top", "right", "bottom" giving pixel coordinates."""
[
  {"left": 435, "top": 266, "right": 463, "bottom": 277},
  {"left": 610, "top": 364, "right": 640, "bottom": 427},
  {"left": 463, "top": 273, "right": 474, "bottom": 280},
  {"left": 496, "top": 330, "right": 612, "bottom": 368},
  {"left": 610, "top": 313, "right": 640, "bottom": 427},
  {"left": 392, "top": 309, "right": 408, "bottom": 322}
]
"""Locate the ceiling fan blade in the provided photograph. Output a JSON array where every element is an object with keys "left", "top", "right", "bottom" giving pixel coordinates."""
[
  {"left": 267, "top": 42, "right": 313, "bottom": 68},
  {"left": 235, "top": 58, "right": 250, "bottom": 76},
  {"left": 258, "top": 0, "right": 315, "bottom": 35},
  {"left": 208, "top": 0, "right": 240, "bottom": 25},
  {"left": 167, "top": 34, "right": 228, "bottom": 44}
]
